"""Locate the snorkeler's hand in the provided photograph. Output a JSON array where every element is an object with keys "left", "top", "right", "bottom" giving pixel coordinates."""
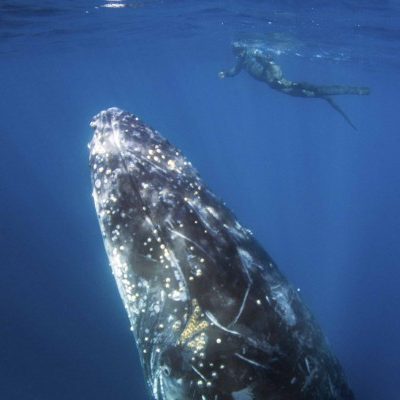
[{"left": 218, "top": 71, "right": 226, "bottom": 79}]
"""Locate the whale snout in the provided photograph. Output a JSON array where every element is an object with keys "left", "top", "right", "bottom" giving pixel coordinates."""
[{"left": 90, "top": 107, "right": 124, "bottom": 130}]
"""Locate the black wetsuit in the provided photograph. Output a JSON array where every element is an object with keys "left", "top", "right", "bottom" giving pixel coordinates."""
[{"left": 221, "top": 47, "right": 370, "bottom": 130}]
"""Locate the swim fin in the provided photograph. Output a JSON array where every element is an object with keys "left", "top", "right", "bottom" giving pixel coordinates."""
[{"left": 323, "top": 96, "right": 358, "bottom": 131}]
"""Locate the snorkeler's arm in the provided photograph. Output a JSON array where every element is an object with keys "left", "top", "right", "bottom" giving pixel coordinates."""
[{"left": 219, "top": 57, "right": 244, "bottom": 78}]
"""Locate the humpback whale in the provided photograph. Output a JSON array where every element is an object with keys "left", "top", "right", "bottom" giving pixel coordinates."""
[{"left": 89, "top": 107, "right": 355, "bottom": 400}]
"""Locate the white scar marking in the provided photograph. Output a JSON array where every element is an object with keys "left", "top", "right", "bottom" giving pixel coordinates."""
[
  {"left": 169, "top": 229, "right": 209, "bottom": 257},
  {"left": 305, "top": 357, "right": 310, "bottom": 373},
  {"left": 205, "top": 311, "right": 241, "bottom": 336},
  {"left": 235, "top": 353, "right": 269, "bottom": 370},
  {"left": 142, "top": 156, "right": 168, "bottom": 174},
  {"left": 228, "top": 248, "right": 256, "bottom": 327},
  {"left": 167, "top": 250, "right": 189, "bottom": 301},
  {"left": 302, "top": 367, "right": 318, "bottom": 391},
  {"left": 229, "top": 283, "right": 250, "bottom": 327},
  {"left": 191, "top": 365, "right": 207, "bottom": 382}
]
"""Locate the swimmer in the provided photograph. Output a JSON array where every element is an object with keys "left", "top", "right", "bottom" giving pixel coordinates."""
[{"left": 219, "top": 41, "right": 370, "bottom": 130}]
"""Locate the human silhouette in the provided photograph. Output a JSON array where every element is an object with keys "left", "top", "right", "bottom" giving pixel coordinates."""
[{"left": 219, "top": 41, "right": 370, "bottom": 130}]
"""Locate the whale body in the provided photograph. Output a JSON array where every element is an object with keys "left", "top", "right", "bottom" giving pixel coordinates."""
[{"left": 89, "top": 107, "right": 354, "bottom": 400}]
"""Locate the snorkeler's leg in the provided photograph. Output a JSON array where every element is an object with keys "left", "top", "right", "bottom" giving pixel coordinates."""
[
  {"left": 274, "top": 81, "right": 318, "bottom": 97},
  {"left": 323, "top": 96, "right": 358, "bottom": 130}
]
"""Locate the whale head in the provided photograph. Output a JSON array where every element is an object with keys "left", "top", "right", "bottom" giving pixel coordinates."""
[{"left": 89, "top": 108, "right": 355, "bottom": 400}]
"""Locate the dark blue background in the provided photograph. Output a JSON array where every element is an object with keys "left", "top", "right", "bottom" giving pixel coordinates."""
[{"left": 0, "top": 2, "right": 399, "bottom": 399}]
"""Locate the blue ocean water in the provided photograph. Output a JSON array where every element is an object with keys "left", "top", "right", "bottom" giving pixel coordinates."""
[{"left": 0, "top": 1, "right": 399, "bottom": 399}]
